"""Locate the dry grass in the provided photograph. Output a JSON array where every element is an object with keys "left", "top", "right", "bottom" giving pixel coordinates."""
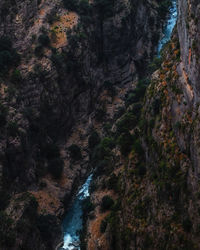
[
  {"left": 50, "top": 12, "right": 78, "bottom": 48},
  {"left": 31, "top": 190, "right": 61, "bottom": 214}
]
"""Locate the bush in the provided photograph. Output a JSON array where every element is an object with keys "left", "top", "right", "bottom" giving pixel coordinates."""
[
  {"left": 148, "top": 57, "right": 162, "bottom": 73},
  {"left": 82, "top": 197, "right": 94, "bottom": 215},
  {"left": 0, "top": 103, "right": 7, "bottom": 127},
  {"left": 37, "top": 214, "right": 59, "bottom": 240},
  {"left": 48, "top": 158, "right": 64, "bottom": 179},
  {"left": 182, "top": 218, "right": 192, "bottom": 232},
  {"left": 46, "top": 11, "right": 60, "bottom": 24},
  {"left": 135, "top": 163, "right": 146, "bottom": 177},
  {"left": 63, "top": 0, "right": 79, "bottom": 11},
  {"left": 88, "top": 131, "right": 100, "bottom": 149},
  {"left": 0, "top": 36, "right": 20, "bottom": 74},
  {"left": 94, "top": 0, "right": 113, "bottom": 19},
  {"left": 0, "top": 212, "right": 15, "bottom": 246},
  {"left": 152, "top": 98, "right": 161, "bottom": 115},
  {"left": 126, "top": 80, "right": 148, "bottom": 106},
  {"left": 11, "top": 69, "right": 22, "bottom": 84},
  {"left": 0, "top": 191, "right": 10, "bottom": 210},
  {"left": 7, "top": 121, "right": 19, "bottom": 137},
  {"left": 101, "top": 195, "right": 114, "bottom": 211},
  {"left": 68, "top": 144, "right": 82, "bottom": 161},
  {"left": 117, "top": 132, "right": 133, "bottom": 156},
  {"left": 38, "top": 34, "right": 50, "bottom": 47},
  {"left": 79, "top": 0, "right": 91, "bottom": 15},
  {"left": 93, "top": 159, "right": 109, "bottom": 177},
  {"left": 100, "top": 219, "right": 107, "bottom": 233},
  {"left": 131, "top": 103, "right": 142, "bottom": 118},
  {"left": 133, "top": 139, "right": 144, "bottom": 156},
  {"left": 43, "top": 143, "right": 60, "bottom": 159},
  {"left": 101, "top": 137, "right": 115, "bottom": 149},
  {"left": 158, "top": 0, "right": 172, "bottom": 19},
  {"left": 34, "top": 45, "right": 44, "bottom": 57},
  {"left": 116, "top": 112, "right": 137, "bottom": 134},
  {"left": 107, "top": 174, "right": 119, "bottom": 192},
  {"left": 95, "top": 107, "right": 106, "bottom": 122},
  {"left": 0, "top": 36, "right": 12, "bottom": 51},
  {"left": 92, "top": 144, "right": 111, "bottom": 164},
  {"left": 103, "top": 80, "right": 116, "bottom": 96}
]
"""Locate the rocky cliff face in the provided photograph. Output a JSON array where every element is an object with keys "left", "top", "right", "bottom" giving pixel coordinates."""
[
  {"left": 83, "top": 1, "right": 200, "bottom": 250},
  {"left": 0, "top": 0, "right": 170, "bottom": 249},
  {"left": 2, "top": 0, "right": 196, "bottom": 249}
]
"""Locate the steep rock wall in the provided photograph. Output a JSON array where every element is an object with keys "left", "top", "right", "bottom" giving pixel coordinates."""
[{"left": 0, "top": 0, "right": 171, "bottom": 249}]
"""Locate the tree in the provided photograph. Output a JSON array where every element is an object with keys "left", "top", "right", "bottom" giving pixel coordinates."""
[
  {"left": 101, "top": 195, "right": 114, "bottom": 211},
  {"left": 68, "top": 144, "right": 82, "bottom": 161},
  {"left": 48, "top": 158, "right": 64, "bottom": 179},
  {"left": 63, "top": 0, "right": 79, "bottom": 11},
  {"left": 38, "top": 34, "right": 50, "bottom": 47}
]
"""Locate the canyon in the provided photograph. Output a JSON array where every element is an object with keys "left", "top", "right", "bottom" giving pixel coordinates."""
[{"left": 0, "top": 0, "right": 200, "bottom": 249}]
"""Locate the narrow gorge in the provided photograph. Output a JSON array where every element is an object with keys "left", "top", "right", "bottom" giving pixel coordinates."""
[{"left": 0, "top": 0, "right": 200, "bottom": 249}]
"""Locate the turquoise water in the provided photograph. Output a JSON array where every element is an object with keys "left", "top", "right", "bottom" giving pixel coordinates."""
[
  {"left": 59, "top": 174, "right": 92, "bottom": 250},
  {"left": 157, "top": 0, "right": 177, "bottom": 55}
]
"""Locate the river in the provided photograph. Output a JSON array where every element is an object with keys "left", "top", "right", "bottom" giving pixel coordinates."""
[
  {"left": 58, "top": 174, "right": 93, "bottom": 250},
  {"left": 58, "top": 1, "right": 177, "bottom": 249},
  {"left": 157, "top": 0, "right": 177, "bottom": 55}
]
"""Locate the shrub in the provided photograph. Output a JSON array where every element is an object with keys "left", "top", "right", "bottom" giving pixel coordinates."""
[
  {"left": 88, "top": 131, "right": 100, "bottom": 149},
  {"left": 43, "top": 143, "right": 60, "bottom": 159},
  {"left": 34, "top": 45, "right": 44, "bottom": 57},
  {"left": 95, "top": 107, "right": 106, "bottom": 122},
  {"left": 11, "top": 69, "right": 22, "bottom": 84},
  {"left": 0, "top": 103, "right": 7, "bottom": 127},
  {"left": 7, "top": 121, "right": 19, "bottom": 137},
  {"left": 38, "top": 34, "right": 50, "bottom": 47},
  {"left": 48, "top": 158, "right": 64, "bottom": 179},
  {"left": 46, "top": 11, "right": 60, "bottom": 24},
  {"left": 135, "top": 163, "right": 146, "bottom": 177},
  {"left": 79, "top": 0, "right": 91, "bottom": 15},
  {"left": 94, "top": 0, "right": 113, "bottom": 19},
  {"left": 37, "top": 214, "right": 59, "bottom": 240},
  {"left": 101, "top": 137, "right": 115, "bottom": 149},
  {"left": 101, "top": 195, "right": 114, "bottom": 211},
  {"left": 63, "top": 0, "right": 79, "bottom": 11},
  {"left": 133, "top": 139, "right": 144, "bottom": 156},
  {"left": 107, "top": 174, "right": 119, "bottom": 192},
  {"left": 92, "top": 144, "right": 111, "bottom": 164},
  {"left": 131, "top": 103, "right": 142, "bottom": 118},
  {"left": 0, "top": 36, "right": 12, "bottom": 51},
  {"left": 148, "top": 57, "right": 162, "bottom": 73},
  {"left": 152, "top": 98, "right": 161, "bottom": 115},
  {"left": 116, "top": 112, "right": 137, "bottom": 134},
  {"left": 0, "top": 212, "right": 15, "bottom": 246},
  {"left": 182, "top": 218, "right": 192, "bottom": 232},
  {"left": 82, "top": 197, "right": 94, "bottom": 215},
  {"left": 126, "top": 80, "right": 148, "bottom": 106},
  {"left": 25, "top": 195, "right": 38, "bottom": 218},
  {"left": 103, "top": 80, "right": 116, "bottom": 96},
  {"left": 0, "top": 36, "right": 20, "bottom": 74},
  {"left": 100, "top": 219, "right": 107, "bottom": 233},
  {"left": 158, "top": 0, "right": 172, "bottom": 19},
  {"left": 0, "top": 51, "right": 12, "bottom": 71},
  {"left": 93, "top": 159, "right": 109, "bottom": 177},
  {"left": 68, "top": 144, "right": 82, "bottom": 161},
  {"left": 117, "top": 132, "right": 133, "bottom": 156},
  {"left": 0, "top": 191, "right": 10, "bottom": 210}
]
